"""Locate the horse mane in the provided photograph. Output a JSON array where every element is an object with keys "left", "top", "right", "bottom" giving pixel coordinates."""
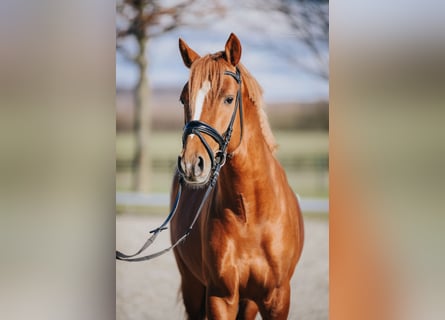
[
  {"left": 190, "top": 52, "right": 277, "bottom": 154},
  {"left": 237, "top": 63, "right": 277, "bottom": 154}
]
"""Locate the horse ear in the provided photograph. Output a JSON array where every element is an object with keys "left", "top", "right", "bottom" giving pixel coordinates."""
[
  {"left": 179, "top": 38, "right": 200, "bottom": 68},
  {"left": 224, "top": 33, "right": 242, "bottom": 66}
]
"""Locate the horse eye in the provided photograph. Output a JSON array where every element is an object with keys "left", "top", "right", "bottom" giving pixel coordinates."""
[
  {"left": 179, "top": 97, "right": 185, "bottom": 106},
  {"left": 224, "top": 96, "right": 234, "bottom": 105}
]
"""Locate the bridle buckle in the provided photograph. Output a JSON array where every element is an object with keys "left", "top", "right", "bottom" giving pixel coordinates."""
[{"left": 214, "top": 150, "right": 227, "bottom": 167}]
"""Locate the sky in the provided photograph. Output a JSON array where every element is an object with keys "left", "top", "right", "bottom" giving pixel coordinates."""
[{"left": 116, "top": 3, "right": 329, "bottom": 103}]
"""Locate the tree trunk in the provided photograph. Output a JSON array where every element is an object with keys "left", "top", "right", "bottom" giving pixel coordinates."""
[{"left": 133, "top": 37, "right": 151, "bottom": 193}]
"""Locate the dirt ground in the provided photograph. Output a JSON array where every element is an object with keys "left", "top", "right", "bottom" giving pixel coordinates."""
[{"left": 117, "top": 214, "right": 328, "bottom": 320}]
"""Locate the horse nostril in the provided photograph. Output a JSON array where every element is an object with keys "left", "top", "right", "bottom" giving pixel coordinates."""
[
  {"left": 195, "top": 156, "right": 204, "bottom": 176},
  {"left": 198, "top": 156, "right": 205, "bottom": 171},
  {"left": 178, "top": 156, "right": 185, "bottom": 175}
]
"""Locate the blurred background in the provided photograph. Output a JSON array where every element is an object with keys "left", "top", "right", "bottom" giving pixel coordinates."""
[{"left": 115, "top": 0, "right": 329, "bottom": 213}]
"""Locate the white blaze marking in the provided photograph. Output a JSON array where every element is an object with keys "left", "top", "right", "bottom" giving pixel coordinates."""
[{"left": 193, "top": 81, "right": 211, "bottom": 120}]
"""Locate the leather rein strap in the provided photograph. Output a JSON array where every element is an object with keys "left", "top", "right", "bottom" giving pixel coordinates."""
[{"left": 116, "top": 67, "right": 243, "bottom": 262}]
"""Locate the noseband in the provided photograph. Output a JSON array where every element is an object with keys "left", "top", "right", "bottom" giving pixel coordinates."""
[{"left": 179, "top": 67, "right": 243, "bottom": 178}]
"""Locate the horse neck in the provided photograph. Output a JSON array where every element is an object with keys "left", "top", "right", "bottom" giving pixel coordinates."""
[{"left": 217, "top": 97, "right": 281, "bottom": 203}]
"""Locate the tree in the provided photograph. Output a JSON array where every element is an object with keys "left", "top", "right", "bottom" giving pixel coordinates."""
[
  {"left": 116, "top": 0, "right": 225, "bottom": 192},
  {"left": 277, "top": 0, "right": 328, "bottom": 79},
  {"left": 243, "top": 0, "right": 329, "bottom": 80}
]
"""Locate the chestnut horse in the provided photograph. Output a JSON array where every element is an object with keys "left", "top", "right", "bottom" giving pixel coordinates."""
[{"left": 170, "top": 33, "right": 304, "bottom": 319}]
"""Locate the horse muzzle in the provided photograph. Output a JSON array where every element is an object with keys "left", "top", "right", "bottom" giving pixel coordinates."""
[{"left": 177, "top": 150, "right": 211, "bottom": 186}]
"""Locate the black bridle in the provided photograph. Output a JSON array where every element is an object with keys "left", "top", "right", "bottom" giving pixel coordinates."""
[
  {"left": 179, "top": 67, "right": 243, "bottom": 173},
  {"left": 116, "top": 67, "right": 243, "bottom": 262}
]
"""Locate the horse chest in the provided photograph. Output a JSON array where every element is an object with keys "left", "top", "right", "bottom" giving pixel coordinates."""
[{"left": 204, "top": 216, "right": 285, "bottom": 288}]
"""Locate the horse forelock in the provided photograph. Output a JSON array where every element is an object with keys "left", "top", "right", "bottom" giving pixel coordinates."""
[{"left": 188, "top": 53, "right": 277, "bottom": 154}]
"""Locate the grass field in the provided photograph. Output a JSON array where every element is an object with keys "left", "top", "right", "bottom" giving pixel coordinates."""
[{"left": 117, "top": 130, "right": 328, "bottom": 197}]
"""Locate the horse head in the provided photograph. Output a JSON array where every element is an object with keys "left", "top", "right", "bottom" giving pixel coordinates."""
[{"left": 177, "top": 33, "right": 243, "bottom": 186}]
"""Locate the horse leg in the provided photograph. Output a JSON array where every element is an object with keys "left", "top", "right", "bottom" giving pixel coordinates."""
[
  {"left": 175, "top": 255, "right": 206, "bottom": 320},
  {"left": 179, "top": 273, "right": 206, "bottom": 319},
  {"left": 236, "top": 299, "right": 258, "bottom": 320},
  {"left": 257, "top": 284, "right": 291, "bottom": 320},
  {"left": 206, "top": 286, "right": 239, "bottom": 319}
]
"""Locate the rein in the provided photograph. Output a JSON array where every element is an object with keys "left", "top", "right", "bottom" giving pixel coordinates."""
[{"left": 116, "top": 67, "right": 243, "bottom": 262}]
